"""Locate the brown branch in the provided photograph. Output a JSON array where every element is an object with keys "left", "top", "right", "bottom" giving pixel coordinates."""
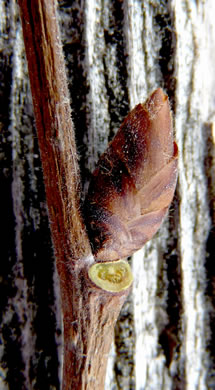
[
  {"left": 18, "top": 0, "right": 90, "bottom": 264},
  {"left": 18, "top": 1, "right": 130, "bottom": 389}
]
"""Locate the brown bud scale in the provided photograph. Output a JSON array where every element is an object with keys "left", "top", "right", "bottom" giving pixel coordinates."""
[{"left": 84, "top": 88, "right": 178, "bottom": 261}]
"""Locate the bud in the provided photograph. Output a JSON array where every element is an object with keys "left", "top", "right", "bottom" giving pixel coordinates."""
[{"left": 84, "top": 88, "right": 178, "bottom": 261}]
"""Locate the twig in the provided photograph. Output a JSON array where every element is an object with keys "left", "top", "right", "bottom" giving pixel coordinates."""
[
  {"left": 18, "top": 0, "right": 89, "bottom": 264},
  {"left": 18, "top": 1, "right": 130, "bottom": 389}
]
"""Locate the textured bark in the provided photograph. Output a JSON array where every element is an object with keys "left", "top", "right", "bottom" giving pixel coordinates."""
[{"left": 0, "top": 1, "right": 215, "bottom": 390}]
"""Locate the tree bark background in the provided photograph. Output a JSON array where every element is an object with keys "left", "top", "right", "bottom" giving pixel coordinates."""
[{"left": 0, "top": 1, "right": 215, "bottom": 389}]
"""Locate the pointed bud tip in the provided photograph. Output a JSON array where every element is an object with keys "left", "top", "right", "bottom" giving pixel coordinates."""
[
  {"left": 144, "top": 88, "right": 169, "bottom": 120},
  {"left": 150, "top": 88, "right": 167, "bottom": 102}
]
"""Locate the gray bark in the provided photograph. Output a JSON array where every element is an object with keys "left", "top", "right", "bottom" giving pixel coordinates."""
[{"left": 0, "top": 0, "right": 214, "bottom": 389}]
